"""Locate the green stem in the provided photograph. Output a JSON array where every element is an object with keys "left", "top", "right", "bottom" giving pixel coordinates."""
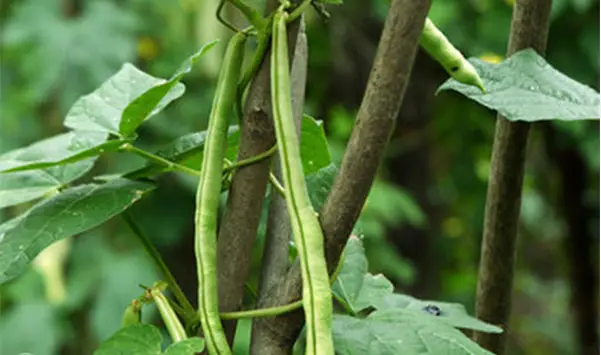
[
  {"left": 190, "top": 258, "right": 343, "bottom": 324},
  {"left": 235, "top": 21, "right": 273, "bottom": 124},
  {"left": 228, "top": 0, "right": 265, "bottom": 29},
  {"left": 287, "top": 0, "right": 311, "bottom": 23},
  {"left": 333, "top": 292, "right": 354, "bottom": 315},
  {"left": 269, "top": 173, "right": 286, "bottom": 198},
  {"left": 119, "top": 143, "right": 201, "bottom": 177},
  {"left": 122, "top": 213, "right": 196, "bottom": 320},
  {"left": 221, "top": 300, "right": 303, "bottom": 320},
  {"left": 223, "top": 145, "right": 277, "bottom": 172},
  {"left": 216, "top": 0, "right": 240, "bottom": 32}
]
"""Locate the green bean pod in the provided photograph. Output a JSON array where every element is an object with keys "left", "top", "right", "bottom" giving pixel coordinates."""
[
  {"left": 271, "top": 11, "right": 334, "bottom": 355},
  {"left": 420, "top": 18, "right": 486, "bottom": 92},
  {"left": 151, "top": 288, "right": 187, "bottom": 343},
  {"left": 195, "top": 31, "right": 247, "bottom": 355},
  {"left": 121, "top": 300, "right": 142, "bottom": 328}
]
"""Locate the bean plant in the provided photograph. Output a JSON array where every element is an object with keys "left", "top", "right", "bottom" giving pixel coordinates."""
[{"left": 0, "top": 0, "right": 598, "bottom": 354}]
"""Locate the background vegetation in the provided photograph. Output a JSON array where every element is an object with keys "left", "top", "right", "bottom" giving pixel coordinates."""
[{"left": 0, "top": 0, "right": 598, "bottom": 354}]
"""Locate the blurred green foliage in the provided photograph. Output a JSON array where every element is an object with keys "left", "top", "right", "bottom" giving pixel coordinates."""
[{"left": 0, "top": 0, "right": 598, "bottom": 354}]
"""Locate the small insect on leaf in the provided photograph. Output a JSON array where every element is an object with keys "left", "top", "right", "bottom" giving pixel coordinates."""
[{"left": 423, "top": 304, "right": 442, "bottom": 316}]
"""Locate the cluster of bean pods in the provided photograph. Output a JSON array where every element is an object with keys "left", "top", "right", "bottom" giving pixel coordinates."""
[{"left": 191, "top": 2, "right": 487, "bottom": 355}]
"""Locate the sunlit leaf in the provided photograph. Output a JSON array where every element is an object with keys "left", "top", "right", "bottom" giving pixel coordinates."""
[
  {"left": 64, "top": 63, "right": 183, "bottom": 136},
  {"left": 119, "top": 40, "right": 218, "bottom": 136}
]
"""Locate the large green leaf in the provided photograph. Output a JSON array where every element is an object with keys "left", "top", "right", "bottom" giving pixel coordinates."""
[
  {"left": 0, "top": 159, "right": 94, "bottom": 209},
  {"left": 0, "top": 178, "right": 155, "bottom": 284},
  {"left": 63, "top": 63, "right": 184, "bottom": 136},
  {"left": 94, "top": 324, "right": 204, "bottom": 355},
  {"left": 375, "top": 293, "right": 503, "bottom": 334},
  {"left": 332, "top": 309, "right": 495, "bottom": 355},
  {"left": 0, "top": 131, "right": 128, "bottom": 173},
  {"left": 333, "top": 237, "right": 502, "bottom": 334},
  {"left": 119, "top": 40, "right": 218, "bottom": 137},
  {"left": 300, "top": 115, "right": 332, "bottom": 175},
  {"left": 332, "top": 236, "right": 394, "bottom": 315},
  {"left": 437, "top": 49, "right": 600, "bottom": 122}
]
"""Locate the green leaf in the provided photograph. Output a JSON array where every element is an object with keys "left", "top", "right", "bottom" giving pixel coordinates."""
[
  {"left": 164, "top": 338, "right": 205, "bottom": 355},
  {"left": 0, "top": 131, "right": 110, "bottom": 208},
  {"left": 333, "top": 237, "right": 501, "bottom": 335},
  {"left": 63, "top": 63, "right": 184, "bottom": 136},
  {"left": 122, "top": 126, "right": 239, "bottom": 179},
  {"left": 0, "top": 131, "right": 129, "bottom": 173},
  {"left": 119, "top": 40, "right": 218, "bottom": 137},
  {"left": 94, "top": 324, "right": 204, "bottom": 355},
  {"left": 305, "top": 163, "right": 337, "bottom": 211},
  {"left": 94, "top": 324, "right": 162, "bottom": 355},
  {"left": 332, "top": 236, "right": 394, "bottom": 314},
  {"left": 0, "top": 160, "right": 93, "bottom": 209},
  {"left": 375, "top": 293, "right": 503, "bottom": 334},
  {"left": 0, "top": 178, "right": 155, "bottom": 284},
  {"left": 437, "top": 49, "right": 600, "bottom": 122},
  {"left": 332, "top": 309, "right": 495, "bottom": 355},
  {"left": 300, "top": 115, "right": 332, "bottom": 175}
]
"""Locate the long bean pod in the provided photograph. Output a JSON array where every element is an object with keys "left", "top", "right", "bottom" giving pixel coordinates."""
[
  {"left": 195, "top": 31, "right": 247, "bottom": 355},
  {"left": 271, "top": 11, "right": 334, "bottom": 355}
]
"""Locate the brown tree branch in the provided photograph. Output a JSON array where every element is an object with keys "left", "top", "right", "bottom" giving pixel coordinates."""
[
  {"left": 249, "top": 1, "right": 431, "bottom": 353},
  {"left": 473, "top": 0, "right": 552, "bottom": 353},
  {"left": 251, "top": 19, "right": 308, "bottom": 353},
  {"left": 215, "top": 0, "right": 304, "bottom": 344}
]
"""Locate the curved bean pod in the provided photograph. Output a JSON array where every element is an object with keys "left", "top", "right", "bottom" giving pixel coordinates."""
[
  {"left": 151, "top": 287, "right": 187, "bottom": 343},
  {"left": 195, "top": 31, "right": 247, "bottom": 355}
]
